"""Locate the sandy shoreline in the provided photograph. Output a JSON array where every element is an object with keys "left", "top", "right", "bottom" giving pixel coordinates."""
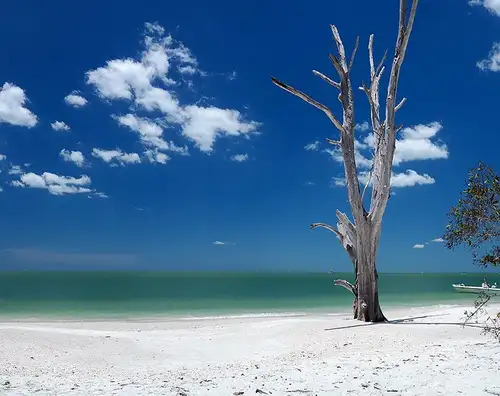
[{"left": 1, "top": 304, "right": 499, "bottom": 395}]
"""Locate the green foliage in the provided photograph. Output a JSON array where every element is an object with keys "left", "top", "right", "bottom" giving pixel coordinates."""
[{"left": 444, "top": 162, "right": 500, "bottom": 267}]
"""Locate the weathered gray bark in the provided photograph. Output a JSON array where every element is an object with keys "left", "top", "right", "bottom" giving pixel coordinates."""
[{"left": 272, "top": 0, "right": 419, "bottom": 322}]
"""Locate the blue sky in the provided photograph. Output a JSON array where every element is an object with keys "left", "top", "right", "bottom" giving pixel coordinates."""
[{"left": 0, "top": 0, "right": 499, "bottom": 272}]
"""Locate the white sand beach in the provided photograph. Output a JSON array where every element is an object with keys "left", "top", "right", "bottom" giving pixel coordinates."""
[{"left": 0, "top": 304, "right": 499, "bottom": 396}]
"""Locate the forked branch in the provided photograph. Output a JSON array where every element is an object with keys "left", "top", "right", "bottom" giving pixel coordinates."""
[
  {"left": 312, "top": 70, "right": 341, "bottom": 89},
  {"left": 349, "top": 36, "right": 360, "bottom": 71},
  {"left": 271, "top": 77, "right": 345, "bottom": 133},
  {"left": 334, "top": 279, "right": 357, "bottom": 296},
  {"left": 310, "top": 222, "right": 342, "bottom": 239},
  {"left": 369, "top": 0, "right": 419, "bottom": 224}
]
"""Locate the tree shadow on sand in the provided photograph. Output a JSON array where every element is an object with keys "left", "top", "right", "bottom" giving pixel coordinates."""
[{"left": 324, "top": 313, "right": 486, "bottom": 331}]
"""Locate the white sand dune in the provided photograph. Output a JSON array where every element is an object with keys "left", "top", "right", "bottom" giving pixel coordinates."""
[{"left": 0, "top": 304, "right": 499, "bottom": 395}]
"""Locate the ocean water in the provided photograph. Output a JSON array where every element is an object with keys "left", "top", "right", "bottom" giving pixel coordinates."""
[{"left": 0, "top": 272, "right": 499, "bottom": 319}]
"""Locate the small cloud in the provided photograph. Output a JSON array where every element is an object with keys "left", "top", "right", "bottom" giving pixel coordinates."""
[
  {"left": 0, "top": 83, "right": 38, "bottom": 128},
  {"left": 178, "top": 65, "right": 197, "bottom": 75},
  {"left": 477, "top": 42, "right": 500, "bottom": 72},
  {"left": 12, "top": 171, "right": 93, "bottom": 195},
  {"left": 92, "top": 148, "right": 141, "bottom": 166},
  {"left": 0, "top": 154, "right": 6, "bottom": 161},
  {"left": 304, "top": 141, "right": 320, "bottom": 151},
  {"left": 144, "top": 149, "right": 169, "bottom": 165},
  {"left": 469, "top": 0, "right": 500, "bottom": 17},
  {"left": 331, "top": 177, "right": 347, "bottom": 187},
  {"left": 60, "top": 149, "right": 86, "bottom": 168},
  {"left": 93, "top": 192, "right": 109, "bottom": 199},
  {"left": 213, "top": 240, "right": 234, "bottom": 246},
  {"left": 64, "top": 92, "right": 88, "bottom": 108},
  {"left": 431, "top": 238, "right": 444, "bottom": 243},
  {"left": 51, "top": 121, "right": 70, "bottom": 132},
  {"left": 355, "top": 121, "right": 370, "bottom": 132},
  {"left": 413, "top": 244, "right": 425, "bottom": 249},
  {"left": 305, "top": 181, "right": 315, "bottom": 186},
  {"left": 8, "top": 165, "right": 23, "bottom": 175},
  {"left": 230, "top": 153, "right": 248, "bottom": 162}
]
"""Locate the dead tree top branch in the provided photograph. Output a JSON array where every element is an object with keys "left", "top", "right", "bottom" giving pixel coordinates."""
[{"left": 271, "top": 0, "right": 419, "bottom": 322}]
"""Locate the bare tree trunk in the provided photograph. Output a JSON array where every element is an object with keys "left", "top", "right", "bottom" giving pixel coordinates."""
[
  {"left": 272, "top": 0, "right": 419, "bottom": 322},
  {"left": 354, "top": 219, "right": 387, "bottom": 322}
]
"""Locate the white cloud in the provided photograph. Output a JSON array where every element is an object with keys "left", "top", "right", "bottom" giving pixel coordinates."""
[
  {"left": 8, "top": 165, "right": 23, "bottom": 175},
  {"left": 413, "top": 244, "right": 425, "bottom": 249},
  {"left": 60, "top": 149, "right": 86, "bottom": 167},
  {"left": 178, "top": 65, "right": 197, "bottom": 75},
  {"left": 0, "top": 83, "right": 38, "bottom": 127},
  {"left": 230, "top": 153, "right": 248, "bottom": 162},
  {"left": 331, "top": 177, "right": 347, "bottom": 187},
  {"left": 334, "top": 169, "right": 435, "bottom": 189},
  {"left": 389, "top": 170, "right": 435, "bottom": 188},
  {"left": 355, "top": 121, "right": 370, "bottom": 132},
  {"left": 305, "top": 141, "right": 320, "bottom": 151},
  {"left": 0, "top": 154, "right": 6, "bottom": 161},
  {"left": 145, "top": 149, "right": 169, "bottom": 164},
  {"left": 64, "top": 93, "right": 88, "bottom": 108},
  {"left": 325, "top": 146, "right": 373, "bottom": 169},
  {"left": 181, "top": 106, "right": 259, "bottom": 152},
  {"left": 213, "top": 240, "right": 235, "bottom": 245},
  {"left": 328, "top": 122, "right": 447, "bottom": 170},
  {"left": 477, "top": 42, "right": 500, "bottom": 72},
  {"left": 305, "top": 181, "right": 315, "bottom": 186},
  {"left": 393, "top": 122, "right": 449, "bottom": 165},
  {"left": 51, "top": 121, "right": 70, "bottom": 132},
  {"left": 86, "top": 23, "right": 259, "bottom": 155},
  {"left": 327, "top": 122, "right": 446, "bottom": 188},
  {"left": 92, "top": 148, "right": 141, "bottom": 166},
  {"left": 115, "top": 113, "right": 188, "bottom": 154},
  {"left": 469, "top": 0, "right": 500, "bottom": 16},
  {"left": 431, "top": 238, "right": 444, "bottom": 243},
  {"left": 13, "top": 172, "right": 93, "bottom": 195}
]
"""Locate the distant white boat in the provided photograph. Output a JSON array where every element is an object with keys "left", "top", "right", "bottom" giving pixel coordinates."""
[{"left": 452, "top": 283, "right": 499, "bottom": 295}]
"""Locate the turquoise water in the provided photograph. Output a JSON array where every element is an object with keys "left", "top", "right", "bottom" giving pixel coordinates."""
[{"left": 0, "top": 272, "right": 498, "bottom": 319}]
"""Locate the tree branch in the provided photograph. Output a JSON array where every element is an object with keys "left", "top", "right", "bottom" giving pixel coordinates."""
[
  {"left": 334, "top": 279, "right": 357, "bottom": 296},
  {"left": 376, "top": 50, "right": 388, "bottom": 77},
  {"left": 336, "top": 210, "right": 356, "bottom": 246},
  {"left": 310, "top": 222, "right": 342, "bottom": 239},
  {"left": 271, "top": 77, "right": 345, "bottom": 133},
  {"left": 330, "top": 25, "right": 348, "bottom": 71},
  {"left": 311, "top": 212, "right": 358, "bottom": 272},
  {"left": 329, "top": 27, "right": 365, "bottom": 221},
  {"left": 326, "top": 138, "right": 341, "bottom": 146},
  {"left": 395, "top": 97, "right": 407, "bottom": 112},
  {"left": 312, "top": 70, "right": 341, "bottom": 89},
  {"left": 349, "top": 36, "right": 360, "bottom": 71},
  {"left": 361, "top": 35, "right": 385, "bottom": 150},
  {"left": 370, "top": 0, "right": 419, "bottom": 226},
  {"left": 361, "top": 170, "right": 373, "bottom": 202}
]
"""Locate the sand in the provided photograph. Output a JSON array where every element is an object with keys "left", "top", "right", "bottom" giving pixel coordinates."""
[{"left": 0, "top": 304, "right": 499, "bottom": 395}]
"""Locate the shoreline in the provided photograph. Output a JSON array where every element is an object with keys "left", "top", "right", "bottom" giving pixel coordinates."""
[
  {"left": 1, "top": 302, "right": 499, "bottom": 395},
  {"left": 0, "top": 300, "right": 481, "bottom": 323}
]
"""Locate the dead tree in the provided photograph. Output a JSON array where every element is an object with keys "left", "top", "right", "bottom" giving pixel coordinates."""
[{"left": 271, "top": 0, "right": 419, "bottom": 322}]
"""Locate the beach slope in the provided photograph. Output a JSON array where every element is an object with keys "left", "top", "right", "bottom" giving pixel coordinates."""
[{"left": 1, "top": 304, "right": 499, "bottom": 395}]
